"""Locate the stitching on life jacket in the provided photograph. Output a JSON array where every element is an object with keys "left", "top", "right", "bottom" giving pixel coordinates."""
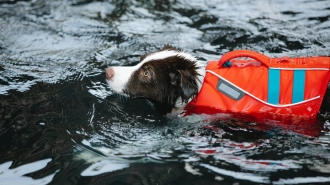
[{"left": 206, "top": 70, "right": 321, "bottom": 108}]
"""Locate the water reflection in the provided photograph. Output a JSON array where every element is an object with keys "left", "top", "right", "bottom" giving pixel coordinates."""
[{"left": 1, "top": 78, "right": 330, "bottom": 184}]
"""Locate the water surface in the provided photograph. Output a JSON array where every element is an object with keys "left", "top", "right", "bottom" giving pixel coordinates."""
[{"left": 1, "top": 0, "right": 330, "bottom": 184}]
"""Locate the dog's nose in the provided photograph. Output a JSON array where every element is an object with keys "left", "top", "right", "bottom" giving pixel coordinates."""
[{"left": 106, "top": 67, "right": 115, "bottom": 80}]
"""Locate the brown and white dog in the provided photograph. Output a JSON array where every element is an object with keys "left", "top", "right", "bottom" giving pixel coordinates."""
[{"left": 105, "top": 45, "right": 206, "bottom": 118}]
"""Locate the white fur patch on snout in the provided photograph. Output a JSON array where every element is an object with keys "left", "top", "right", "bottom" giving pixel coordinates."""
[{"left": 106, "top": 65, "right": 139, "bottom": 95}]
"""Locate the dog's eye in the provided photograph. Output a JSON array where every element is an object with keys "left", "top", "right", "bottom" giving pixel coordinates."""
[{"left": 143, "top": 70, "right": 150, "bottom": 77}]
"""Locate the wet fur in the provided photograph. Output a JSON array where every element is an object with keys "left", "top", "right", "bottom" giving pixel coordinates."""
[{"left": 106, "top": 45, "right": 205, "bottom": 117}]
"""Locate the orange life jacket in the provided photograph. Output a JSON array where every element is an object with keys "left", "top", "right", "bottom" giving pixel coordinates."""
[{"left": 185, "top": 50, "right": 330, "bottom": 125}]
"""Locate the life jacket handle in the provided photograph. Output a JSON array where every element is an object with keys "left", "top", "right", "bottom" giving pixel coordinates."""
[
  {"left": 218, "top": 50, "right": 270, "bottom": 68},
  {"left": 218, "top": 50, "right": 330, "bottom": 69}
]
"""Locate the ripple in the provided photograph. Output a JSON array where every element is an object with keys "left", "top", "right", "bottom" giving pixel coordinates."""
[{"left": 1, "top": 0, "right": 330, "bottom": 184}]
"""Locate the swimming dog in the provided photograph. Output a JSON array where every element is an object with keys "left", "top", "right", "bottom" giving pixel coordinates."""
[{"left": 105, "top": 45, "right": 205, "bottom": 118}]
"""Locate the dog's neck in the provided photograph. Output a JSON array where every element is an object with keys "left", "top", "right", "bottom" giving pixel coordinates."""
[{"left": 167, "top": 60, "right": 206, "bottom": 119}]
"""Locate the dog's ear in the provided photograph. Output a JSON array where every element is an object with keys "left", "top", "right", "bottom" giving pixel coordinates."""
[
  {"left": 169, "top": 69, "right": 198, "bottom": 103},
  {"left": 169, "top": 69, "right": 181, "bottom": 85},
  {"left": 177, "top": 70, "right": 198, "bottom": 102}
]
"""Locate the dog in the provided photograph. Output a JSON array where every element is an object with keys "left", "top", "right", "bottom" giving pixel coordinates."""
[
  {"left": 105, "top": 45, "right": 206, "bottom": 118},
  {"left": 105, "top": 46, "right": 330, "bottom": 118}
]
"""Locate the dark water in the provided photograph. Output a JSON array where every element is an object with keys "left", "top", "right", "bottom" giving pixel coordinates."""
[{"left": 1, "top": 0, "right": 330, "bottom": 184}]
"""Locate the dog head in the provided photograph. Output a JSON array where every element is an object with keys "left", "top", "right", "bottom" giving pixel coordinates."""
[{"left": 106, "top": 45, "right": 205, "bottom": 116}]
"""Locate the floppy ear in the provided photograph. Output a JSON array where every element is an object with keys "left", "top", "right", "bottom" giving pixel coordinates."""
[
  {"left": 177, "top": 70, "right": 198, "bottom": 102},
  {"left": 169, "top": 69, "right": 198, "bottom": 103},
  {"left": 169, "top": 70, "right": 181, "bottom": 86}
]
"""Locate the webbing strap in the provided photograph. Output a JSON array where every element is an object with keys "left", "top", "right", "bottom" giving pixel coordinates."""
[
  {"left": 268, "top": 69, "right": 280, "bottom": 104},
  {"left": 268, "top": 69, "right": 306, "bottom": 104},
  {"left": 292, "top": 70, "right": 305, "bottom": 103}
]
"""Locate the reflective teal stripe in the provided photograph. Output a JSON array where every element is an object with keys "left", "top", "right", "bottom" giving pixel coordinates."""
[
  {"left": 292, "top": 70, "right": 305, "bottom": 103},
  {"left": 268, "top": 69, "right": 280, "bottom": 104}
]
